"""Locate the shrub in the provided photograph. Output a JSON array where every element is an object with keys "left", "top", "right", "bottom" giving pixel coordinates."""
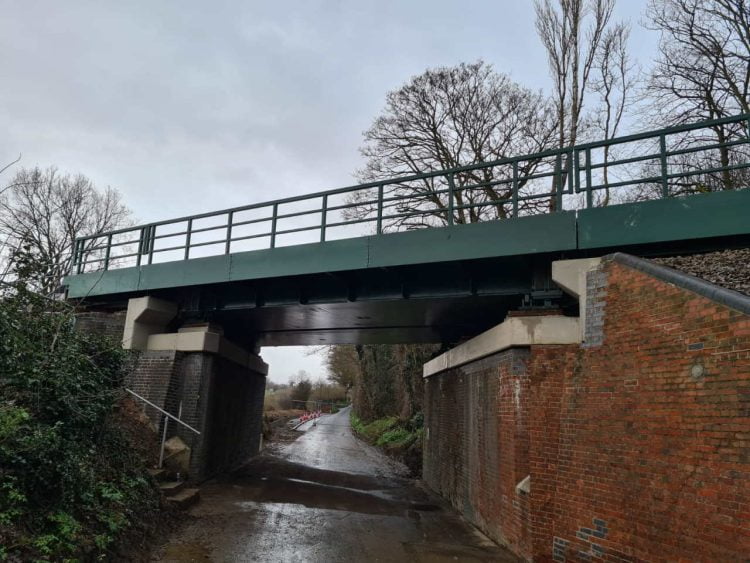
[{"left": 0, "top": 286, "right": 159, "bottom": 560}]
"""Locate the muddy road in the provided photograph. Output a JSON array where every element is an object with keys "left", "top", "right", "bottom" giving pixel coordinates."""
[{"left": 155, "top": 407, "right": 517, "bottom": 562}]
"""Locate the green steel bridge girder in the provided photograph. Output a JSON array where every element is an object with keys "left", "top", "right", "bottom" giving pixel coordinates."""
[
  {"left": 65, "top": 190, "right": 750, "bottom": 345},
  {"left": 66, "top": 190, "right": 750, "bottom": 299}
]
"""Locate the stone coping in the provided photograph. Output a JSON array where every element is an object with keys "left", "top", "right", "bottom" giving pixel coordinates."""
[{"left": 423, "top": 315, "right": 580, "bottom": 378}]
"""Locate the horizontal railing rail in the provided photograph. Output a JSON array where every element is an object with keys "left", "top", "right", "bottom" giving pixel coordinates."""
[
  {"left": 71, "top": 114, "right": 750, "bottom": 274},
  {"left": 125, "top": 388, "right": 201, "bottom": 435}
]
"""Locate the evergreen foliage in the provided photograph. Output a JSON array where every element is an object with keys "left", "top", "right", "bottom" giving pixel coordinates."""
[{"left": 0, "top": 282, "right": 158, "bottom": 560}]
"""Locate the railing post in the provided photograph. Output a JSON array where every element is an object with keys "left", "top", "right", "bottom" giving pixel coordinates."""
[
  {"left": 184, "top": 218, "right": 192, "bottom": 260},
  {"left": 555, "top": 152, "right": 564, "bottom": 211},
  {"left": 376, "top": 184, "right": 384, "bottom": 234},
  {"left": 104, "top": 234, "right": 112, "bottom": 271},
  {"left": 136, "top": 228, "right": 145, "bottom": 267},
  {"left": 446, "top": 173, "right": 455, "bottom": 225},
  {"left": 225, "top": 211, "right": 233, "bottom": 254},
  {"left": 270, "top": 203, "right": 278, "bottom": 248},
  {"left": 659, "top": 134, "right": 669, "bottom": 198},
  {"left": 585, "top": 148, "right": 593, "bottom": 208},
  {"left": 567, "top": 148, "right": 575, "bottom": 196},
  {"left": 147, "top": 225, "right": 155, "bottom": 265},
  {"left": 512, "top": 161, "right": 519, "bottom": 218},
  {"left": 158, "top": 413, "right": 169, "bottom": 469},
  {"left": 320, "top": 194, "right": 328, "bottom": 242},
  {"left": 74, "top": 239, "right": 82, "bottom": 274}
]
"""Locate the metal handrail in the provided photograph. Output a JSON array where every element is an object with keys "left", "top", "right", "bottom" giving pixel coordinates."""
[
  {"left": 125, "top": 388, "right": 201, "bottom": 434},
  {"left": 125, "top": 388, "right": 200, "bottom": 470},
  {"left": 72, "top": 113, "right": 750, "bottom": 274}
]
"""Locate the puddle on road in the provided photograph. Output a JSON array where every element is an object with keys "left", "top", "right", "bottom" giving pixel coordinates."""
[
  {"left": 159, "top": 541, "right": 211, "bottom": 561},
  {"left": 155, "top": 410, "right": 519, "bottom": 563},
  {"left": 204, "top": 455, "right": 441, "bottom": 518},
  {"left": 226, "top": 474, "right": 441, "bottom": 516}
]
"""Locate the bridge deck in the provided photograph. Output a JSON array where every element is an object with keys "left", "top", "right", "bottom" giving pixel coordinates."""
[
  {"left": 64, "top": 115, "right": 750, "bottom": 345},
  {"left": 66, "top": 188, "right": 750, "bottom": 299}
]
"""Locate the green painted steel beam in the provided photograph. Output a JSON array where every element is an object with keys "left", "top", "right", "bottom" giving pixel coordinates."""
[
  {"left": 578, "top": 189, "right": 750, "bottom": 249},
  {"left": 65, "top": 213, "right": 577, "bottom": 298},
  {"left": 65, "top": 189, "right": 750, "bottom": 302}
]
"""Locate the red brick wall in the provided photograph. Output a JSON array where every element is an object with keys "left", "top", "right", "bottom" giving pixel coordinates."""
[
  {"left": 424, "top": 348, "right": 533, "bottom": 558},
  {"left": 530, "top": 260, "right": 750, "bottom": 562},
  {"left": 424, "top": 258, "right": 750, "bottom": 562}
]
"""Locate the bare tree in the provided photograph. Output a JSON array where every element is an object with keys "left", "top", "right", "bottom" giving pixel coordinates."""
[
  {"left": 351, "top": 61, "right": 558, "bottom": 230},
  {"left": 0, "top": 154, "right": 23, "bottom": 281},
  {"left": 590, "top": 23, "right": 640, "bottom": 205},
  {"left": 535, "top": 0, "right": 617, "bottom": 149},
  {"left": 0, "top": 166, "right": 132, "bottom": 294},
  {"left": 646, "top": 0, "right": 750, "bottom": 192}
]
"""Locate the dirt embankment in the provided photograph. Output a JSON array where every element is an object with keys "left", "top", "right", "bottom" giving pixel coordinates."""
[{"left": 262, "top": 409, "right": 305, "bottom": 446}]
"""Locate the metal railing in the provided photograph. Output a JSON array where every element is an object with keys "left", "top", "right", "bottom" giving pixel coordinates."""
[
  {"left": 72, "top": 114, "right": 750, "bottom": 274},
  {"left": 125, "top": 388, "right": 200, "bottom": 469}
]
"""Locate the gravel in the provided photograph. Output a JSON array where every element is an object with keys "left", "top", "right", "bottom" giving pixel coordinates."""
[{"left": 652, "top": 248, "right": 750, "bottom": 296}]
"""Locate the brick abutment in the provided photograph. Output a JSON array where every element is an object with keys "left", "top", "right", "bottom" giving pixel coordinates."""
[{"left": 424, "top": 258, "right": 750, "bottom": 561}]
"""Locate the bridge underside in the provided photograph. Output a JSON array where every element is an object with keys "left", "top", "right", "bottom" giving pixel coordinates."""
[{"left": 67, "top": 190, "right": 750, "bottom": 346}]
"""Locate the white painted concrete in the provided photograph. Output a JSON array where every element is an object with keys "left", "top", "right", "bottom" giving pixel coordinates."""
[
  {"left": 122, "top": 296, "right": 178, "bottom": 350},
  {"left": 147, "top": 324, "right": 269, "bottom": 374},
  {"left": 552, "top": 257, "right": 602, "bottom": 341},
  {"left": 123, "top": 300, "right": 267, "bottom": 373},
  {"left": 551, "top": 257, "right": 601, "bottom": 299},
  {"left": 516, "top": 475, "right": 530, "bottom": 495},
  {"left": 423, "top": 315, "right": 580, "bottom": 378}
]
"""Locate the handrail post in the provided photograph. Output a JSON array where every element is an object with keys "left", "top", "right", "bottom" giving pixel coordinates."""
[
  {"left": 270, "top": 203, "right": 278, "bottom": 248},
  {"left": 512, "top": 161, "right": 519, "bottom": 218},
  {"left": 104, "top": 234, "right": 112, "bottom": 271},
  {"left": 147, "top": 225, "right": 155, "bottom": 265},
  {"left": 184, "top": 218, "right": 192, "bottom": 260},
  {"left": 585, "top": 148, "right": 593, "bottom": 208},
  {"left": 136, "top": 228, "right": 145, "bottom": 267},
  {"left": 446, "top": 173, "right": 455, "bottom": 225},
  {"left": 320, "top": 194, "right": 328, "bottom": 242},
  {"left": 158, "top": 413, "right": 169, "bottom": 469},
  {"left": 659, "top": 134, "right": 669, "bottom": 198},
  {"left": 567, "top": 148, "right": 575, "bottom": 195},
  {"left": 74, "top": 239, "right": 82, "bottom": 274},
  {"left": 225, "top": 211, "right": 233, "bottom": 254},
  {"left": 555, "top": 152, "right": 564, "bottom": 211},
  {"left": 376, "top": 184, "right": 384, "bottom": 234}
]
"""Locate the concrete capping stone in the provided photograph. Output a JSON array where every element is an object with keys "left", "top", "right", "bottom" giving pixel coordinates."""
[
  {"left": 423, "top": 315, "right": 580, "bottom": 378},
  {"left": 552, "top": 257, "right": 603, "bottom": 342},
  {"left": 610, "top": 252, "right": 750, "bottom": 316},
  {"left": 123, "top": 296, "right": 178, "bottom": 350},
  {"left": 146, "top": 326, "right": 268, "bottom": 375}
]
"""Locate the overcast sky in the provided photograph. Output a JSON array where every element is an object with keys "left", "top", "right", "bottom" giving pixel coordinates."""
[{"left": 0, "top": 0, "right": 656, "bottom": 383}]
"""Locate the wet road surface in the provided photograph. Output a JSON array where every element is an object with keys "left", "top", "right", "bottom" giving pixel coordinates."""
[{"left": 156, "top": 407, "right": 518, "bottom": 562}]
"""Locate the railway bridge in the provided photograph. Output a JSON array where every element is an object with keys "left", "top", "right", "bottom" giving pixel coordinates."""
[{"left": 67, "top": 115, "right": 750, "bottom": 561}]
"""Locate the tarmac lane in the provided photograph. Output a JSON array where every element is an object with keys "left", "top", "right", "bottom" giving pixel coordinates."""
[{"left": 155, "top": 406, "right": 519, "bottom": 562}]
